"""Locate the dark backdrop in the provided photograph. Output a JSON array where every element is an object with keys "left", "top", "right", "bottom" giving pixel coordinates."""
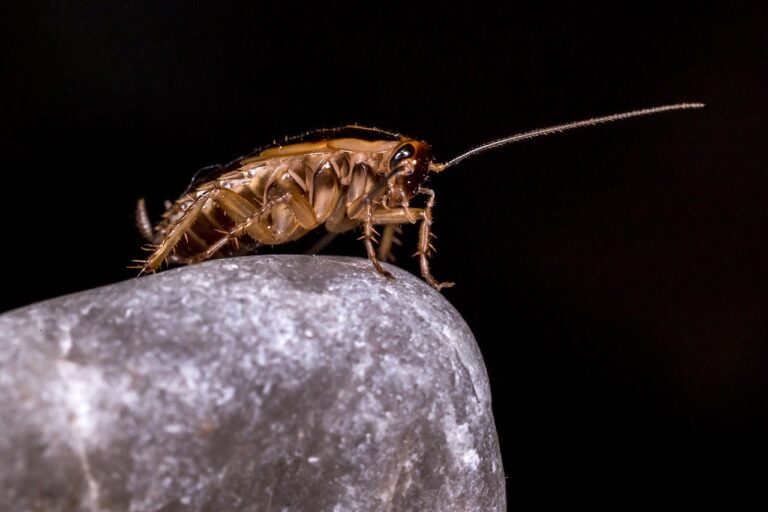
[{"left": 2, "top": 2, "right": 766, "bottom": 508}]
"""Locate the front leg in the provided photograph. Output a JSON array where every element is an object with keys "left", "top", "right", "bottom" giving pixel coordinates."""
[
  {"left": 135, "top": 197, "right": 155, "bottom": 242},
  {"left": 363, "top": 200, "right": 392, "bottom": 279},
  {"left": 366, "top": 200, "right": 453, "bottom": 291},
  {"left": 377, "top": 225, "right": 401, "bottom": 263},
  {"left": 416, "top": 188, "right": 454, "bottom": 291},
  {"left": 140, "top": 188, "right": 221, "bottom": 273},
  {"left": 184, "top": 192, "right": 293, "bottom": 264}
]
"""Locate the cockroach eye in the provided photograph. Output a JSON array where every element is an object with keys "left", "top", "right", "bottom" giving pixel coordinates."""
[{"left": 389, "top": 143, "right": 415, "bottom": 172}]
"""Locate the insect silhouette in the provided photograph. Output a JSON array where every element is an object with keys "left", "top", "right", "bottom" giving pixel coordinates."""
[{"left": 134, "top": 103, "right": 703, "bottom": 290}]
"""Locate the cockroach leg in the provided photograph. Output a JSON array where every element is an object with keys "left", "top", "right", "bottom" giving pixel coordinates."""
[
  {"left": 391, "top": 188, "right": 417, "bottom": 223},
  {"left": 135, "top": 197, "right": 155, "bottom": 242},
  {"left": 377, "top": 225, "right": 399, "bottom": 262},
  {"left": 416, "top": 187, "right": 454, "bottom": 291},
  {"left": 364, "top": 196, "right": 451, "bottom": 290},
  {"left": 142, "top": 188, "right": 221, "bottom": 273},
  {"left": 370, "top": 209, "right": 424, "bottom": 225},
  {"left": 363, "top": 200, "right": 392, "bottom": 279},
  {"left": 185, "top": 193, "right": 292, "bottom": 264}
]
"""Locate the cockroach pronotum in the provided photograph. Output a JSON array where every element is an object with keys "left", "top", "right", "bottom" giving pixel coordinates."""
[{"left": 134, "top": 103, "right": 703, "bottom": 290}]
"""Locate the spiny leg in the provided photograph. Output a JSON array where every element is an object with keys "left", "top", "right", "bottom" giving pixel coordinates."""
[
  {"left": 375, "top": 189, "right": 409, "bottom": 263},
  {"left": 184, "top": 193, "right": 293, "bottom": 264},
  {"left": 141, "top": 188, "right": 220, "bottom": 273},
  {"left": 141, "top": 186, "right": 263, "bottom": 273},
  {"left": 370, "top": 209, "right": 424, "bottom": 224},
  {"left": 365, "top": 206, "right": 425, "bottom": 278},
  {"left": 416, "top": 187, "right": 454, "bottom": 291},
  {"left": 389, "top": 188, "right": 417, "bottom": 223},
  {"left": 366, "top": 204, "right": 451, "bottom": 290},
  {"left": 185, "top": 177, "right": 319, "bottom": 263},
  {"left": 363, "top": 200, "right": 392, "bottom": 279},
  {"left": 377, "top": 224, "right": 401, "bottom": 263}
]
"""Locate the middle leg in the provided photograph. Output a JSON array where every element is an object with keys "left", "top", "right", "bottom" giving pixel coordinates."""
[
  {"left": 363, "top": 200, "right": 392, "bottom": 278},
  {"left": 184, "top": 192, "right": 294, "bottom": 264},
  {"left": 376, "top": 224, "right": 401, "bottom": 263},
  {"left": 366, "top": 193, "right": 452, "bottom": 290}
]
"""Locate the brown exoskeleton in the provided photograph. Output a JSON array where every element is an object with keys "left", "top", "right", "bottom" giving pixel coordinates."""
[{"left": 135, "top": 103, "right": 703, "bottom": 290}]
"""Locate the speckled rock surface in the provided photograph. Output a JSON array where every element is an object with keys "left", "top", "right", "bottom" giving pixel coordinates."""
[{"left": 0, "top": 255, "right": 505, "bottom": 512}]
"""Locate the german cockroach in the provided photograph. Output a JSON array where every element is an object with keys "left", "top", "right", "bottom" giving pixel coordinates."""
[{"left": 134, "top": 103, "right": 703, "bottom": 290}]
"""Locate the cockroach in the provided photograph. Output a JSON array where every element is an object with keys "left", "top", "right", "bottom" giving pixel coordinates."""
[{"left": 134, "top": 103, "right": 703, "bottom": 290}]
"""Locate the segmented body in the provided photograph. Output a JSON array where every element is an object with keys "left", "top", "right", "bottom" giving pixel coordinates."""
[
  {"left": 138, "top": 126, "right": 451, "bottom": 289},
  {"left": 136, "top": 104, "right": 702, "bottom": 290}
]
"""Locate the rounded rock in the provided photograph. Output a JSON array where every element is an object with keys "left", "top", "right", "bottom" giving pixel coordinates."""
[{"left": 0, "top": 255, "right": 505, "bottom": 511}]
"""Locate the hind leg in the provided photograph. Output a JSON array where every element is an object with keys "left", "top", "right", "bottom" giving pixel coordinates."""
[
  {"left": 376, "top": 225, "right": 402, "bottom": 263},
  {"left": 367, "top": 195, "right": 452, "bottom": 290},
  {"left": 140, "top": 187, "right": 264, "bottom": 273},
  {"left": 140, "top": 190, "right": 219, "bottom": 273},
  {"left": 183, "top": 193, "right": 294, "bottom": 264}
]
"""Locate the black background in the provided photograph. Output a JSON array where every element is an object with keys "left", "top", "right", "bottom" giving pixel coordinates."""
[{"left": 2, "top": 1, "right": 766, "bottom": 508}]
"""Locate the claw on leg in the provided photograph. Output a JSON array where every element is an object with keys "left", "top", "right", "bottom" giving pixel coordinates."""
[
  {"left": 366, "top": 196, "right": 453, "bottom": 290},
  {"left": 141, "top": 189, "right": 218, "bottom": 273},
  {"left": 416, "top": 188, "right": 454, "bottom": 291}
]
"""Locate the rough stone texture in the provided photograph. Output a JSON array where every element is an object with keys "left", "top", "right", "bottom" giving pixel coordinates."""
[{"left": 0, "top": 255, "right": 505, "bottom": 512}]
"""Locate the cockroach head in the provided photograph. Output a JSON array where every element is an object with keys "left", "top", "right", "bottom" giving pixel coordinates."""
[{"left": 390, "top": 140, "right": 432, "bottom": 199}]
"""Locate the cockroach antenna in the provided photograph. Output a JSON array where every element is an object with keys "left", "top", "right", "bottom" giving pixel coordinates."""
[{"left": 430, "top": 103, "right": 705, "bottom": 172}]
